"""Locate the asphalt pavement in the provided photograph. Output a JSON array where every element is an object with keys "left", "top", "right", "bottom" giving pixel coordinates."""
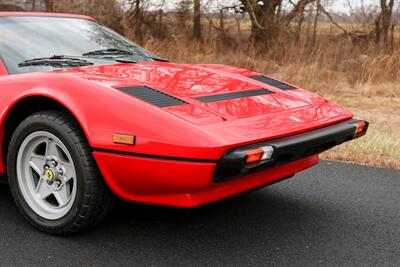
[{"left": 0, "top": 160, "right": 399, "bottom": 266}]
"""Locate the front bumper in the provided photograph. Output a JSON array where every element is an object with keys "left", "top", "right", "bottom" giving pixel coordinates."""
[
  {"left": 94, "top": 152, "right": 319, "bottom": 207},
  {"left": 214, "top": 119, "right": 368, "bottom": 181},
  {"left": 93, "top": 119, "right": 367, "bottom": 207}
]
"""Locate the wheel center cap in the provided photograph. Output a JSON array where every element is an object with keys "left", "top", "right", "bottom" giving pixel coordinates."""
[{"left": 44, "top": 169, "right": 55, "bottom": 183}]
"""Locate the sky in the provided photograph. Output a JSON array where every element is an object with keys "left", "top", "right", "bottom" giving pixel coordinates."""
[{"left": 329, "top": 0, "right": 377, "bottom": 13}]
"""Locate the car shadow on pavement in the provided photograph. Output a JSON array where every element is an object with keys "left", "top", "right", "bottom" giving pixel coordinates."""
[
  {"left": 0, "top": 181, "right": 329, "bottom": 264},
  {"left": 1, "top": 181, "right": 334, "bottom": 243},
  {"left": 86, "top": 184, "right": 336, "bottom": 249}
]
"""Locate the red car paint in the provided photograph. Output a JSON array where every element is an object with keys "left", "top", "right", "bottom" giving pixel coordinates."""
[
  {"left": 0, "top": 12, "right": 361, "bottom": 207},
  {"left": 95, "top": 153, "right": 319, "bottom": 207},
  {"left": 0, "top": 60, "right": 7, "bottom": 76}
]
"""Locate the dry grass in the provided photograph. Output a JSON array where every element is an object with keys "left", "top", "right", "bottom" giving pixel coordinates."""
[
  {"left": 144, "top": 35, "right": 399, "bottom": 169},
  {"left": 323, "top": 90, "right": 400, "bottom": 169}
]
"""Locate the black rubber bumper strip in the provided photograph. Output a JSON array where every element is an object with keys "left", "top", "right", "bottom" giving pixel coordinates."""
[
  {"left": 213, "top": 119, "right": 369, "bottom": 182},
  {"left": 92, "top": 148, "right": 218, "bottom": 163}
]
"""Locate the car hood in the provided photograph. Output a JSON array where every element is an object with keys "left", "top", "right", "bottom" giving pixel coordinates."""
[
  {"left": 55, "top": 62, "right": 352, "bottom": 146},
  {"left": 58, "top": 62, "right": 318, "bottom": 120}
]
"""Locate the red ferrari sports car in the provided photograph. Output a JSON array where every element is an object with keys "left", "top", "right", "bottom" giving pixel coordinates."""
[{"left": 0, "top": 12, "right": 368, "bottom": 234}]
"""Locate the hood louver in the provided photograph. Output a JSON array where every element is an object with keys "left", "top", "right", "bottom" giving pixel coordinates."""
[
  {"left": 118, "top": 86, "right": 187, "bottom": 107},
  {"left": 194, "top": 89, "right": 274, "bottom": 103},
  {"left": 248, "top": 75, "right": 296, "bottom": 90}
]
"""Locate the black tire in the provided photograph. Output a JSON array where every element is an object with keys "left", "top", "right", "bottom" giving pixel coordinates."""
[{"left": 7, "top": 111, "right": 112, "bottom": 235}]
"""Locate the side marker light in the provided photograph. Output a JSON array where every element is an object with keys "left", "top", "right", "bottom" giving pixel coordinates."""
[{"left": 113, "top": 133, "right": 136, "bottom": 145}]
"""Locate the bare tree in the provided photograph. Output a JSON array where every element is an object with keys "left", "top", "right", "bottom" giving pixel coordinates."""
[
  {"left": 124, "top": 0, "right": 145, "bottom": 44},
  {"left": 219, "top": 9, "right": 226, "bottom": 40},
  {"left": 44, "top": 0, "right": 55, "bottom": 12},
  {"left": 236, "top": 17, "right": 242, "bottom": 46},
  {"left": 375, "top": 0, "right": 395, "bottom": 53},
  {"left": 311, "top": 0, "right": 321, "bottom": 48},
  {"left": 242, "top": 0, "right": 281, "bottom": 43},
  {"left": 235, "top": 0, "right": 315, "bottom": 47},
  {"left": 176, "top": 0, "right": 192, "bottom": 34},
  {"left": 193, "top": 0, "right": 202, "bottom": 40},
  {"left": 295, "top": 9, "right": 306, "bottom": 43}
]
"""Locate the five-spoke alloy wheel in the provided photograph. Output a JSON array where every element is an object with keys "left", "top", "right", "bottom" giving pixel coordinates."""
[
  {"left": 17, "top": 131, "right": 77, "bottom": 220},
  {"left": 7, "top": 111, "right": 111, "bottom": 235}
]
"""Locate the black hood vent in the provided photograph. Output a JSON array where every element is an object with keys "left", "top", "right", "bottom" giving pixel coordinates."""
[
  {"left": 118, "top": 86, "right": 187, "bottom": 107},
  {"left": 248, "top": 75, "right": 296, "bottom": 90},
  {"left": 194, "top": 89, "right": 274, "bottom": 103}
]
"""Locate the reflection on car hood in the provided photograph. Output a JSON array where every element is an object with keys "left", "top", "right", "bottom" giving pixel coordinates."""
[
  {"left": 57, "top": 62, "right": 330, "bottom": 119},
  {"left": 55, "top": 62, "right": 352, "bottom": 143}
]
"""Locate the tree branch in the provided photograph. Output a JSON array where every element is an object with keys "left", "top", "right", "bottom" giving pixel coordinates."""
[
  {"left": 244, "top": 0, "right": 265, "bottom": 30},
  {"left": 285, "top": 0, "right": 315, "bottom": 23},
  {"left": 319, "top": 4, "right": 350, "bottom": 36}
]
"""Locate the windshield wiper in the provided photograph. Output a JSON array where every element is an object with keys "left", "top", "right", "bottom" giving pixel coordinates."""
[
  {"left": 148, "top": 57, "right": 170, "bottom": 62},
  {"left": 114, "top": 59, "right": 139, "bottom": 63},
  {"left": 18, "top": 55, "right": 93, "bottom": 68},
  {"left": 82, "top": 48, "right": 170, "bottom": 63},
  {"left": 82, "top": 48, "right": 133, "bottom": 57},
  {"left": 82, "top": 49, "right": 169, "bottom": 62}
]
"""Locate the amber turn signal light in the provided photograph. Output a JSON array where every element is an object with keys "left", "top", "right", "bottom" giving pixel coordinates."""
[
  {"left": 354, "top": 121, "right": 368, "bottom": 138},
  {"left": 246, "top": 148, "right": 264, "bottom": 163},
  {"left": 113, "top": 133, "right": 136, "bottom": 145},
  {"left": 245, "top": 146, "right": 274, "bottom": 164}
]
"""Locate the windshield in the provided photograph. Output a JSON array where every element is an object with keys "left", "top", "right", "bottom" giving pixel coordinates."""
[{"left": 0, "top": 16, "right": 160, "bottom": 74}]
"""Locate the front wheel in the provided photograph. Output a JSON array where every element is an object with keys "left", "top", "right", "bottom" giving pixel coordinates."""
[{"left": 7, "top": 111, "right": 112, "bottom": 235}]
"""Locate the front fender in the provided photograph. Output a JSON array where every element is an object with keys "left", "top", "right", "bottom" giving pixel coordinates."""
[{"left": 0, "top": 72, "right": 224, "bottom": 172}]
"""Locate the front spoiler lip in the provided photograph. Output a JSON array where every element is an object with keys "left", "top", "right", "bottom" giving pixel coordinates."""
[{"left": 214, "top": 119, "right": 369, "bottom": 182}]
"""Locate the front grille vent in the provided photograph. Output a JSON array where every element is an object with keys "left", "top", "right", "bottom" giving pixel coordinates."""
[
  {"left": 248, "top": 75, "right": 296, "bottom": 90},
  {"left": 118, "top": 86, "right": 187, "bottom": 107},
  {"left": 194, "top": 89, "right": 274, "bottom": 103}
]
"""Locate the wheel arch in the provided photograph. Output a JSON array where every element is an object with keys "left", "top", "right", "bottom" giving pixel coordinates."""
[{"left": 0, "top": 95, "right": 90, "bottom": 173}]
